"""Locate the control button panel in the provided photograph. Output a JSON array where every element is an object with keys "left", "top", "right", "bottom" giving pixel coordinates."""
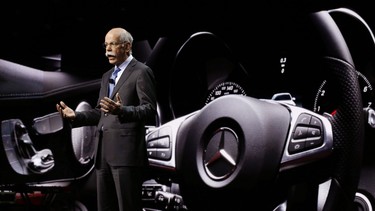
[
  {"left": 288, "top": 113, "right": 324, "bottom": 154},
  {"left": 146, "top": 126, "right": 172, "bottom": 160}
]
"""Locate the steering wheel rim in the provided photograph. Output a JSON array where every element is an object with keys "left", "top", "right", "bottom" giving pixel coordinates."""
[{"left": 310, "top": 11, "right": 364, "bottom": 211}]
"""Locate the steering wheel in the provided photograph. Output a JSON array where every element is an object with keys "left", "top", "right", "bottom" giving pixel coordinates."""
[{"left": 148, "top": 10, "right": 364, "bottom": 211}]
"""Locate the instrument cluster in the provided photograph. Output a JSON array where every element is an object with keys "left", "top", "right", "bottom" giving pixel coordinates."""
[{"left": 168, "top": 8, "right": 375, "bottom": 130}]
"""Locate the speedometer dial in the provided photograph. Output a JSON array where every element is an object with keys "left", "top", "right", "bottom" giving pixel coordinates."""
[
  {"left": 205, "top": 82, "right": 247, "bottom": 104},
  {"left": 313, "top": 71, "right": 374, "bottom": 115}
]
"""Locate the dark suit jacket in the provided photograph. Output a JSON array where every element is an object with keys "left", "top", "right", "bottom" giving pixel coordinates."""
[{"left": 73, "top": 58, "right": 157, "bottom": 167}]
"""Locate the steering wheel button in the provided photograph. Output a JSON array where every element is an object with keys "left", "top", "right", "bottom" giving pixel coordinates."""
[
  {"left": 157, "top": 137, "right": 170, "bottom": 148},
  {"left": 157, "top": 149, "right": 172, "bottom": 160},
  {"left": 147, "top": 149, "right": 158, "bottom": 159},
  {"left": 293, "top": 126, "right": 308, "bottom": 139},
  {"left": 307, "top": 128, "right": 320, "bottom": 137},
  {"left": 147, "top": 140, "right": 158, "bottom": 148},
  {"left": 147, "top": 130, "right": 159, "bottom": 140},
  {"left": 296, "top": 113, "right": 312, "bottom": 125},
  {"left": 288, "top": 140, "right": 306, "bottom": 154},
  {"left": 305, "top": 138, "right": 323, "bottom": 149},
  {"left": 309, "top": 116, "right": 323, "bottom": 128}
]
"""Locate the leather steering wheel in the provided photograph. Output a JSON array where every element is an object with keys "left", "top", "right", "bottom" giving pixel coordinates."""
[{"left": 148, "top": 10, "right": 364, "bottom": 211}]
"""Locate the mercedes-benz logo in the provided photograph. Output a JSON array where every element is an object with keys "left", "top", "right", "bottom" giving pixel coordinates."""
[{"left": 204, "top": 127, "right": 239, "bottom": 180}]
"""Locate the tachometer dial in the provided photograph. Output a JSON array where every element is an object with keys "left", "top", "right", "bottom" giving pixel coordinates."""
[
  {"left": 205, "top": 82, "right": 247, "bottom": 104},
  {"left": 313, "top": 71, "right": 373, "bottom": 115}
]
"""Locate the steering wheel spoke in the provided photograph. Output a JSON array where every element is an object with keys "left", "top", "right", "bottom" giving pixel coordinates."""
[{"left": 279, "top": 103, "right": 333, "bottom": 171}]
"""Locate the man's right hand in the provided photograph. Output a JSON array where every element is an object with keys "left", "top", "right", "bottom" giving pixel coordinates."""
[{"left": 56, "top": 101, "right": 76, "bottom": 120}]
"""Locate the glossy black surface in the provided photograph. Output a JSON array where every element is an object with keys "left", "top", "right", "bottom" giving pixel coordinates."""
[{"left": 1, "top": 0, "right": 375, "bottom": 210}]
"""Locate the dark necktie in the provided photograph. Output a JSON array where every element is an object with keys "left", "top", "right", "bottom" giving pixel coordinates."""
[{"left": 108, "top": 67, "right": 120, "bottom": 97}]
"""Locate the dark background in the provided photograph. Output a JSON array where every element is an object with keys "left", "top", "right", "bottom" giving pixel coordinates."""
[{"left": 0, "top": 0, "right": 371, "bottom": 77}]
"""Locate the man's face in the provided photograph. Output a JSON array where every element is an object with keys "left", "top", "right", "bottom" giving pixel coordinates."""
[{"left": 104, "top": 33, "right": 127, "bottom": 66}]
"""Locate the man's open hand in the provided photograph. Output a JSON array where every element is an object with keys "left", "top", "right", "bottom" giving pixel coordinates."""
[{"left": 100, "top": 93, "right": 123, "bottom": 115}]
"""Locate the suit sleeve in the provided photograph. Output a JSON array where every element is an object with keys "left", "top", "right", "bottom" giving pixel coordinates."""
[
  {"left": 118, "top": 66, "right": 157, "bottom": 122},
  {"left": 72, "top": 108, "right": 101, "bottom": 127}
]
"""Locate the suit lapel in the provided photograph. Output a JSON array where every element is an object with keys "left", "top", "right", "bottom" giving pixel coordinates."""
[{"left": 111, "top": 58, "right": 136, "bottom": 98}]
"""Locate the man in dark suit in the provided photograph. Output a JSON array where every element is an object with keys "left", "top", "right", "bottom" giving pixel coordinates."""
[{"left": 56, "top": 27, "right": 157, "bottom": 211}]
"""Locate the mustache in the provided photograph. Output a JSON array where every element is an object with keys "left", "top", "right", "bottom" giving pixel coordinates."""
[{"left": 105, "top": 52, "right": 116, "bottom": 57}]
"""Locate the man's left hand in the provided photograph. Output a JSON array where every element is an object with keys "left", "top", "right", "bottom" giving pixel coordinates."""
[{"left": 100, "top": 93, "right": 123, "bottom": 115}]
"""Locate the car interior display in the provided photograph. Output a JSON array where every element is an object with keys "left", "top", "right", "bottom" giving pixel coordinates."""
[{"left": 1, "top": 1, "right": 375, "bottom": 210}]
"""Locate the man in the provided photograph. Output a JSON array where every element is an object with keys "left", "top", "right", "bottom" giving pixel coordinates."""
[{"left": 56, "top": 27, "right": 157, "bottom": 211}]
